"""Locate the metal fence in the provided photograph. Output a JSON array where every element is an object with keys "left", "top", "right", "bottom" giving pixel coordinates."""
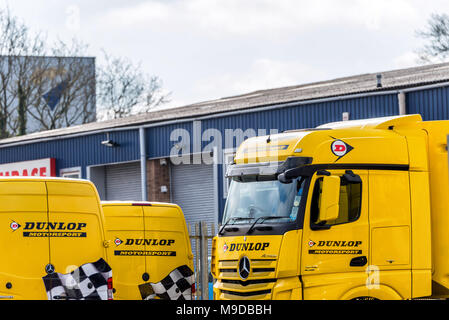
[{"left": 188, "top": 221, "right": 216, "bottom": 300}]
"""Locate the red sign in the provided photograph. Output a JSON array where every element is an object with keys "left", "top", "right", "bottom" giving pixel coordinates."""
[{"left": 0, "top": 158, "right": 56, "bottom": 177}]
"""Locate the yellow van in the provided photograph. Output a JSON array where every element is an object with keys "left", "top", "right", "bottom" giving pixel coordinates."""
[
  {"left": 0, "top": 177, "right": 112, "bottom": 300},
  {"left": 101, "top": 201, "right": 195, "bottom": 300}
]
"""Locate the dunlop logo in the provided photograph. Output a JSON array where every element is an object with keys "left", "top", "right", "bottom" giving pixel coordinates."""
[
  {"left": 316, "top": 241, "right": 362, "bottom": 247},
  {"left": 124, "top": 239, "right": 175, "bottom": 246},
  {"left": 308, "top": 240, "right": 363, "bottom": 255},
  {"left": 228, "top": 242, "right": 270, "bottom": 252},
  {"left": 11, "top": 221, "right": 88, "bottom": 238}
]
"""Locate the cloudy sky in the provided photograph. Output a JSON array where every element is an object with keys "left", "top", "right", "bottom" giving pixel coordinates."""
[{"left": 3, "top": 0, "right": 449, "bottom": 109}]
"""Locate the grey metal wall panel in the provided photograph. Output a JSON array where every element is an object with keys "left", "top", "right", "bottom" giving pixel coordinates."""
[
  {"left": 88, "top": 165, "right": 106, "bottom": 200},
  {"left": 170, "top": 163, "right": 215, "bottom": 225},
  {"left": 105, "top": 161, "right": 142, "bottom": 201},
  {"left": 170, "top": 163, "right": 215, "bottom": 259}
]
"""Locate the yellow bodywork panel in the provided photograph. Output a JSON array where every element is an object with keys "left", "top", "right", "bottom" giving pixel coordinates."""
[
  {"left": 47, "top": 181, "right": 107, "bottom": 275},
  {"left": 421, "top": 121, "right": 449, "bottom": 297},
  {"left": 371, "top": 226, "right": 410, "bottom": 266},
  {"left": 142, "top": 205, "right": 193, "bottom": 284},
  {"left": 0, "top": 181, "right": 49, "bottom": 300},
  {"left": 102, "top": 202, "right": 194, "bottom": 300},
  {"left": 0, "top": 178, "right": 108, "bottom": 300},
  {"left": 103, "top": 204, "right": 145, "bottom": 300},
  {"left": 234, "top": 127, "right": 409, "bottom": 166}
]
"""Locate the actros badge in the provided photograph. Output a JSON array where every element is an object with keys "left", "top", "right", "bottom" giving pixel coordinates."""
[{"left": 331, "top": 138, "right": 354, "bottom": 161}]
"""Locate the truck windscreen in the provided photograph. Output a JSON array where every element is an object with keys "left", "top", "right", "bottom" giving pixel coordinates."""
[{"left": 223, "top": 177, "right": 306, "bottom": 225}]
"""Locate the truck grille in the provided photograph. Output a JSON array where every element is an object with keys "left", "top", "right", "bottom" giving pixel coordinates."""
[
  {"left": 221, "top": 289, "right": 272, "bottom": 297},
  {"left": 216, "top": 258, "right": 277, "bottom": 300},
  {"left": 221, "top": 278, "right": 276, "bottom": 286},
  {"left": 218, "top": 258, "right": 277, "bottom": 278}
]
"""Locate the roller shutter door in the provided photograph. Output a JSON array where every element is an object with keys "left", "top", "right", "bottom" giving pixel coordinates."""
[
  {"left": 170, "top": 163, "right": 215, "bottom": 226},
  {"left": 105, "top": 161, "right": 142, "bottom": 201},
  {"left": 170, "top": 163, "right": 216, "bottom": 260}
]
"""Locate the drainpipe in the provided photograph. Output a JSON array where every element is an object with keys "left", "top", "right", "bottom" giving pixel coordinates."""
[
  {"left": 139, "top": 127, "right": 148, "bottom": 201},
  {"left": 398, "top": 91, "right": 407, "bottom": 115}
]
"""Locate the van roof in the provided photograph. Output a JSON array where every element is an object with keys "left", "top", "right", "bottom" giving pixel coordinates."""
[{"left": 100, "top": 200, "right": 180, "bottom": 208}]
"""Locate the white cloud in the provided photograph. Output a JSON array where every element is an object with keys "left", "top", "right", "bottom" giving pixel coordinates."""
[
  {"left": 194, "top": 58, "right": 328, "bottom": 101},
  {"left": 393, "top": 51, "right": 421, "bottom": 69},
  {"left": 7, "top": 0, "right": 449, "bottom": 109},
  {"left": 99, "top": 0, "right": 420, "bottom": 36}
]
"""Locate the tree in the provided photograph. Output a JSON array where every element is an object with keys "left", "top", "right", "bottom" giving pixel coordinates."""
[
  {"left": 0, "top": 7, "right": 44, "bottom": 137},
  {"left": 0, "top": 8, "right": 96, "bottom": 136},
  {"left": 26, "top": 39, "right": 96, "bottom": 131},
  {"left": 96, "top": 52, "right": 171, "bottom": 121},
  {"left": 0, "top": 7, "right": 170, "bottom": 136},
  {"left": 416, "top": 13, "right": 449, "bottom": 63}
]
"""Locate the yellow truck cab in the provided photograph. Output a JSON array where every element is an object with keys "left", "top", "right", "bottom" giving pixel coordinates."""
[
  {"left": 101, "top": 201, "right": 195, "bottom": 300},
  {"left": 212, "top": 114, "right": 449, "bottom": 300},
  {"left": 0, "top": 177, "right": 112, "bottom": 300}
]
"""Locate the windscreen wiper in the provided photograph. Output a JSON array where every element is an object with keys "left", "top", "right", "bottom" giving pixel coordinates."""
[
  {"left": 218, "top": 217, "right": 254, "bottom": 235},
  {"left": 246, "top": 216, "right": 290, "bottom": 234}
]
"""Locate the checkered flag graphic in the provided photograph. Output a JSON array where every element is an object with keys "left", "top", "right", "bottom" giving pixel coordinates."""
[
  {"left": 42, "top": 258, "right": 112, "bottom": 300},
  {"left": 138, "top": 265, "right": 194, "bottom": 300}
]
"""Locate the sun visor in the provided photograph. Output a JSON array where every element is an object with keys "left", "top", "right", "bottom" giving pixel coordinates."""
[{"left": 226, "top": 156, "right": 312, "bottom": 178}]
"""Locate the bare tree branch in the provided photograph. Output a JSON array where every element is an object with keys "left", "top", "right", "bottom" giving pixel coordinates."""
[
  {"left": 416, "top": 13, "right": 449, "bottom": 64},
  {"left": 96, "top": 51, "right": 171, "bottom": 121},
  {"left": 0, "top": 7, "right": 170, "bottom": 135}
]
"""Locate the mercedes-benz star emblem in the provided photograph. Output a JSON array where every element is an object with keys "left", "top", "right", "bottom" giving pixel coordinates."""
[
  {"left": 45, "top": 264, "right": 55, "bottom": 274},
  {"left": 238, "top": 256, "right": 250, "bottom": 280}
]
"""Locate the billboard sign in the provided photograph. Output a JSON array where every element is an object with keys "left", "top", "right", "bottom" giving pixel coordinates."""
[{"left": 0, "top": 158, "right": 56, "bottom": 177}]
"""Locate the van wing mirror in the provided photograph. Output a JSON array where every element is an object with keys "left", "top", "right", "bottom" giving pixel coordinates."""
[{"left": 316, "top": 176, "right": 340, "bottom": 224}]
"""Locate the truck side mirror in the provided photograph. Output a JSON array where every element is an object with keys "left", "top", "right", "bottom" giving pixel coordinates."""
[
  {"left": 316, "top": 176, "right": 340, "bottom": 224},
  {"left": 277, "top": 172, "right": 292, "bottom": 184}
]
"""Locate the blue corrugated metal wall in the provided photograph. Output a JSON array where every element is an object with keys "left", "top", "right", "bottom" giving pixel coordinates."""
[
  {"left": 146, "top": 122, "right": 192, "bottom": 159},
  {"left": 0, "top": 130, "right": 140, "bottom": 178},
  {"left": 407, "top": 86, "right": 449, "bottom": 120},
  {"left": 144, "top": 94, "right": 399, "bottom": 159},
  {"left": 202, "top": 94, "right": 399, "bottom": 135}
]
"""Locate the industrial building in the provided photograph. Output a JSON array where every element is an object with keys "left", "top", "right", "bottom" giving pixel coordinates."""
[{"left": 1, "top": 62, "right": 449, "bottom": 230}]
